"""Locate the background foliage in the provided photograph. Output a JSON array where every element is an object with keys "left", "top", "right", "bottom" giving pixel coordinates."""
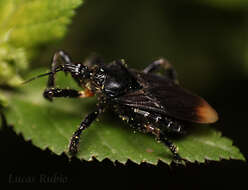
[{"left": 0, "top": 0, "right": 82, "bottom": 87}]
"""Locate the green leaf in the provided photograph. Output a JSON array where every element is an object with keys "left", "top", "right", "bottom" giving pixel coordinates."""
[
  {"left": 5, "top": 69, "right": 245, "bottom": 165},
  {"left": 0, "top": 92, "right": 8, "bottom": 108},
  {"left": 0, "top": 0, "right": 83, "bottom": 48},
  {"left": 0, "top": 44, "right": 27, "bottom": 86},
  {"left": 0, "top": 0, "right": 83, "bottom": 87}
]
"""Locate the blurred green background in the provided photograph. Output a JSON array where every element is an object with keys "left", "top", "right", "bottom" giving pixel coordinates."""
[
  {"left": 41, "top": 0, "right": 246, "bottom": 91},
  {"left": 1, "top": 0, "right": 247, "bottom": 186},
  {"left": 33, "top": 0, "right": 247, "bottom": 95}
]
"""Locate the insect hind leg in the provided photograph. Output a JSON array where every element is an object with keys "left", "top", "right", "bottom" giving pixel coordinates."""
[
  {"left": 159, "top": 134, "right": 182, "bottom": 162},
  {"left": 143, "top": 58, "right": 178, "bottom": 84},
  {"left": 144, "top": 124, "right": 182, "bottom": 162}
]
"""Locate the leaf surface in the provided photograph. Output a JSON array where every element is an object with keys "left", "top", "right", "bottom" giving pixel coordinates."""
[{"left": 0, "top": 0, "right": 83, "bottom": 87}]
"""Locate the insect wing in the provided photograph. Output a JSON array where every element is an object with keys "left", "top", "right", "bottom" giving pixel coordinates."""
[{"left": 118, "top": 73, "right": 218, "bottom": 124}]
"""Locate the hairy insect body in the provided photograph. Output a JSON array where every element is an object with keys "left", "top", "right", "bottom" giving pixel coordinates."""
[
  {"left": 115, "top": 104, "right": 184, "bottom": 136},
  {"left": 41, "top": 50, "right": 218, "bottom": 161}
]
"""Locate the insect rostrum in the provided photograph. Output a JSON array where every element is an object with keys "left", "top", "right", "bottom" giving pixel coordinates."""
[{"left": 41, "top": 50, "right": 218, "bottom": 161}]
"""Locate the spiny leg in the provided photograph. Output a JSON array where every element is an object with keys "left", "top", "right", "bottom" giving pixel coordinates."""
[
  {"left": 44, "top": 50, "right": 74, "bottom": 101},
  {"left": 43, "top": 50, "right": 93, "bottom": 101},
  {"left": 144, "top": 124, "right": 182, "bottom": 162},
  {"left": 69, "top": 107, "right": 103, "bottom": 155},
  {"left": 43, "top": 88, "right": 94, "bottom": 101},
  {"left": 47, "top": 50, "right": 72, "bottom": 88},
  {"left": 143, "top": 58, "right": 178, "bottom": 83},
  {"left": 159, "top": 135, "right": 182, "bottom": 161}
]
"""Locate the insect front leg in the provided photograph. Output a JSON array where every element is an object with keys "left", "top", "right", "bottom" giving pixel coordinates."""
[
  {"left": 69, "top": 107, "right": 103, "bottom": 155},
  {"left": 43, "top": 50, "right": 93, "bottom": 101},
  {"left": 143, "top": 58, "right": 178, "bottom": 83},
  {"left": 43, "top": 88, "right": 94, "bottom": 101},
  {"left": 47, "top": 50, "right": 72, "bottom": 87}
]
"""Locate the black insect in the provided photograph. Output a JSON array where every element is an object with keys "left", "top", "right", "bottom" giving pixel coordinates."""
[{"left": 29, "top": 50, "right": 218, "bottom": 161}]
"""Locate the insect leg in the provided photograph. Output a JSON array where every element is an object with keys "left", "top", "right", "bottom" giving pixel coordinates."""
[
  {"left": 159, "top": 135, "right": 182, "bottom": 161},
  {"left": 47, "top": 50, "right": 72, "bottom": 88},
  {"left": 43, "top": 88, "right": 94, "bottom": 101},
  {"left": 43, "top": 51, "right": 94, "bottom": 101},
  {"left": 69, "top": 107, "right": 103, "bottom": 155},
  {"left": 144, "top": 124, "right": 181, "bottom": 161},
  {"left": 143, "top": 58, "right": 178, "bottom": 83}
]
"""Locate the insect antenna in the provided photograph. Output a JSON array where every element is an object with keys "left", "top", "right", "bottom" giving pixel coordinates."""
[{"left": 22, "top": 68, "right": 63, "bottom": 85}]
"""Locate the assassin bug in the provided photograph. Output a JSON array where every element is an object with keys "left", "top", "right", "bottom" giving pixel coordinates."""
[{"left": 27, "top": 50, "right": 218, "bottom": 161}]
